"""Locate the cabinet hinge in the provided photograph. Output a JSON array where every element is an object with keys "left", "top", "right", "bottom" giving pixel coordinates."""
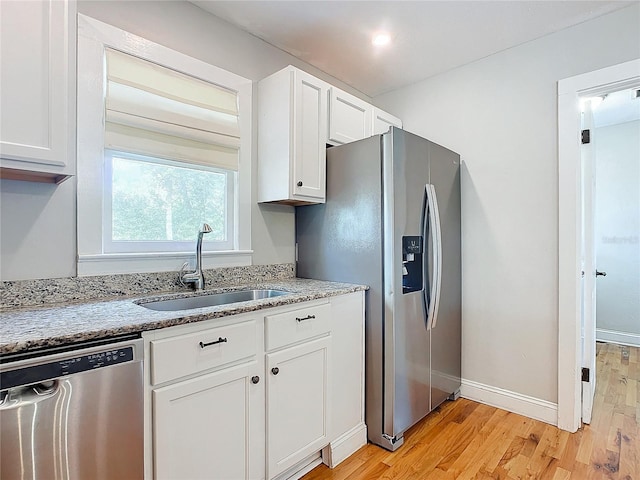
[
  {"left": 581, "top": 129, "right": 591, "bottom": 144},
  {"left": 581, "top": 367, "right": 590, "bottom": 382}
]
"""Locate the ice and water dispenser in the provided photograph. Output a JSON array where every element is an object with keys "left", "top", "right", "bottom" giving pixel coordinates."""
[{"left": 402, "top": 236, "right": 423, "bottom": 294}]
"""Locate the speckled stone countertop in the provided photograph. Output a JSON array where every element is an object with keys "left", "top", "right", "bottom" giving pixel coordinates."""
[{"left": 0, "top": 278, "right": 367, "bottom": 356}]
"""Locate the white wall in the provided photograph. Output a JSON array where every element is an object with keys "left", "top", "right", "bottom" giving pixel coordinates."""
[
  {"left": 595, "top": 120, "right": 640, "bottom": 339},
  {"left": 375, "top": 4, "right": 640, "bottom": 403},
  {"left": 0, "top": 0, "right": 370, "bottom": 280}
]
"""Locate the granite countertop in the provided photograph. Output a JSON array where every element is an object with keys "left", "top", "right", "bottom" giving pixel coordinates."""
[{"left": 0, "top": 278, "right": 367, "bottom": 356}]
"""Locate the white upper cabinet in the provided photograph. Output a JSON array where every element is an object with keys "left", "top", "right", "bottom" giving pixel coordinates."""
[
  {"left": 294, "top": 72, "right": 328, "bottom": 200},
  {"left": 258, "top": 65, "right": 401, "bottom": 205},
  {"left": 327, "top": 87, "right": 372, "bottom": 145},
  {"left": 258, "top": 66, "right": 328, "bottom": 205},
  {"left": 0, "top": 0, "right": 76, "bottom": 183},
  {"left": 372, "top": 107, "right": 403, "bottom": 135}
]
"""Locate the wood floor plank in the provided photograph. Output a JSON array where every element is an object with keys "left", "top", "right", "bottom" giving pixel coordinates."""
[
  {"left": 552, "top": 466, "right": 572, "bottom": 480},
  {"left": 496, "top": 435, "right": 527, "bottom": 474},
  {"left": 619, "top": 412, "right": 638, "bottom": 480},
  {"left": 557, "top": 427, "right": 583, "bottom": 471},
  {"left": 569, "top": 460, "right": 590, "bottom": 479},
  {"left": 575, "top": 427, "right": 594, "bottom": 465},
  {"left": 303, "top": 344, "right": 640, "bottom": 480}
]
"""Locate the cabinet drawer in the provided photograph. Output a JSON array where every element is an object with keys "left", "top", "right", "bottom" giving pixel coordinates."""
[
  {"left": 150, "top": 320, "right": 256, "bottom": 385},
  {"left": 265, "top": 303, "right": 330, "bottom": 351}
]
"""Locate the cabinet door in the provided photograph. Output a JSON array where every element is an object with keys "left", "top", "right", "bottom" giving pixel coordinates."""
[
  {"left": 153, "top": 361, "right": 264, "bottom": 480},
  {"left": 0, "top": 0, "right": 75, "bottom": 172},
  {"left": 372, "top": 107, "right": 402, "bottom": 135},
  {"left": 292, "top": 70, "right": 327, "bottom": 201},
  {"left": 266, "top": 336, "right": 331, "bottom": 478},
  {"left": 328, "top": 87, "right": 372, "bottom": 145}
]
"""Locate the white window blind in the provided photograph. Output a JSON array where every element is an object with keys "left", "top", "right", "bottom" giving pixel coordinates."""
[{"left": 105, "top": 48, "right": 240, "bottom": 170}]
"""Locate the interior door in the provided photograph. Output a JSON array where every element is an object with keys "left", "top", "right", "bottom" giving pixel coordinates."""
[{"left": 580, "top": 99, "right": 597, "bottom": 424}]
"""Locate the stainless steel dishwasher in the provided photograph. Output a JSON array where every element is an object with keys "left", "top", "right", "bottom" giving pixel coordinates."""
[{"left": 0, "top": 335, "right": 144, "bottom": 480}]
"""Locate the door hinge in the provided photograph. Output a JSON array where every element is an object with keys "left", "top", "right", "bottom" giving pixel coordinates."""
[
  {"left": 581, "top": 367, "right": 590, "bottom": 382},
  {"left": 581, "top": 129, "right": 591, "bottom": 144}
]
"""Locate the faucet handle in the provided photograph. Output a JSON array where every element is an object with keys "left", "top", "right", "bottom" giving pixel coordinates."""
[{"left": 178, "top": 261, "right": 191, "bottom": 287}]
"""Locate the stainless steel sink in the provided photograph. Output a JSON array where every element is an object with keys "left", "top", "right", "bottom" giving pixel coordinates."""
[{"left": 138, "top": 289, "right": 290, "bottom": 311}]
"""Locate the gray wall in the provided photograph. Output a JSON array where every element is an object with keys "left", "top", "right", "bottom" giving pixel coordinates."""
[
  {"left": 0, "top": 178, "right": 77, "bottom": 279},
  {"left": 0, "top": 0, "right": 370, "bottom": 281},
  {"left": 374, "top": 4, "right": 640, "bottom": 403},
  {"left": 595, "top": 120, "right": 640, "bottom": 338}
]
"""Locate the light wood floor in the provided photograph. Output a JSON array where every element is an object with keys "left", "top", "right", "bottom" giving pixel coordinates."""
[{"left": 304, "top": 342, "right": 639, "bottom": 480}]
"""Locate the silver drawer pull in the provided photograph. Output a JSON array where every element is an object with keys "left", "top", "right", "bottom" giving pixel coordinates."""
[
  {"left": 296, "top": 315, "right": 315, "bottom": 322},
  {"left": 199, "top": 337, "right": 228, "bottom": 348}
]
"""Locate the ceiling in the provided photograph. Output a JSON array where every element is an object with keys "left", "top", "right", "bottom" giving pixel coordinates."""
[
  {"left": 592, "top": 88, "right": 640, "bottom": 127},
  {"left": 193, "top": 1, "right": 634, "bottom": 97}
]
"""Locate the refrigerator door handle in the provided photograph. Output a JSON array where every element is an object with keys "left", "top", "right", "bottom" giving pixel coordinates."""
[
  {"left": 429, "top": 184, "right": 443, "bottom": 330},
  {"left": 423, "top": 184, "right": 441, "bottom": 330},
  {"left": 421, "top": 185, "right": 430, "bottom": 329},
  {"left": 422, "top": 184, "right": 442, "bottom": 330}
]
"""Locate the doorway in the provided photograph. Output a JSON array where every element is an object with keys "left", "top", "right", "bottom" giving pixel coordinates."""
[
  {"left": 581, "top": 86, "right": 640, "bottom": 425},
  {"left": 557, "top": 58, "right": 640, "bottom": 433},
  {"left": 591, "top": 90, "right": 640, "bottom": 348}
]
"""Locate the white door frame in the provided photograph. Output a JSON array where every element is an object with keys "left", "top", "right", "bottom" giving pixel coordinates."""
[
  {"left": 557, "top": 58, "right": 640, "bottom": 432},
  {"left": 580, "top": 99, "right": 596, "bottom": 425}
]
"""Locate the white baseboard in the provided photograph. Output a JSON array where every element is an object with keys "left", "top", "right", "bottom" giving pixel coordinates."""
[
  {"left": 322, "top": 423, "right": 367, "bottom": 468},
  {"left": 596, "top": 328, "right": 640, "bottom": 347},
  {"left": 277, "top": 454, "right": 322, "bottom": 480},
  {"left": 460, "top": 379, "right": 558, "bottom": 426}
]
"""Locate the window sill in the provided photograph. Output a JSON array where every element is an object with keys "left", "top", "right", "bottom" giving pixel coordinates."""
[{"left": 77, "top": 250, "right": 253, "bottom": 277}]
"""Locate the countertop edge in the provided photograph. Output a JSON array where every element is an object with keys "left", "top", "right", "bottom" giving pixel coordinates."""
[{"left": 0, "top": 280, "right": 368, "bottom": 356}]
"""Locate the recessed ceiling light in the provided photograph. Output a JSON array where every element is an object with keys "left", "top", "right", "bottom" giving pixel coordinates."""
[{"left": 372, "top": 33, "right": 391, "bottom": 47}]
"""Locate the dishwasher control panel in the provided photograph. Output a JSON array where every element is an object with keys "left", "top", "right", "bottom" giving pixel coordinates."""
[{"left": 1, "top": 346, "right": 134, "bottom": 391}]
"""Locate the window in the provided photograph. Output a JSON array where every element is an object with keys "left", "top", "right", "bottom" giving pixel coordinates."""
[
  {"left": 102, "top": 48, "right": 239, "bottom": 254},
  {"left": 77, "top": 15, "right": 252, "bottom": 275},
  {"left": 104, "top": 150, "right": 234, "bottom": 252}
]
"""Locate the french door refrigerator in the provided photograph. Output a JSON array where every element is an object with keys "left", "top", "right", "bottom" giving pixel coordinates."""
[{"left": 296, "top": 127, "right": 461, "bottom": 451}]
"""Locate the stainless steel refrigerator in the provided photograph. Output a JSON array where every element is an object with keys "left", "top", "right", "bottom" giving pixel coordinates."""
[{"left": 296, "top": 127, "right": 461, "bottom": 451}]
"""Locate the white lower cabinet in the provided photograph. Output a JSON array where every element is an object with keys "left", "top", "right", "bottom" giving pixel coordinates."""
[
  {"left": 153, "top": 361, "right": 263, "bottom": 480},
  {"left": 144, "top": 291, "right": 365, "bottom": 480},
  {"left": 266, "top": 336, "right": 331, "bottom": 478},
  {"left": 323, "top": 292, "right": 367, "bottom": 467},
  {"left": 144, "top": 314, "right": 265, "bottom": 480}
]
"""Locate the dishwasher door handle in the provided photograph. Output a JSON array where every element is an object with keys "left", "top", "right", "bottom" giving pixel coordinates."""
[{"left": 0, "top": 380, "right": 60, "bottom": 410}]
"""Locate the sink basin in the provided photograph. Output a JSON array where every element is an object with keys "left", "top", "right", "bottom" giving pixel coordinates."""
[{"left": 138, "top": 289, "right": 290, "bottom": 312}]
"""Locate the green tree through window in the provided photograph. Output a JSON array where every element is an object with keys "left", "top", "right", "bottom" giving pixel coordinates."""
[{"left": 111, "top": 154, "right": 228, "bottom": 243}]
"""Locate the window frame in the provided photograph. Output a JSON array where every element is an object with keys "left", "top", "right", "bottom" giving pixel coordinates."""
[{"left": 77, "top": 14, "right": 252, "bottom": 276}]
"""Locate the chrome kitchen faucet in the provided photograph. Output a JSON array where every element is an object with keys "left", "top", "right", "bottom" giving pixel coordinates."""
[{"left": 179, "top": 223, "right": 212, "bottom": 291}]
